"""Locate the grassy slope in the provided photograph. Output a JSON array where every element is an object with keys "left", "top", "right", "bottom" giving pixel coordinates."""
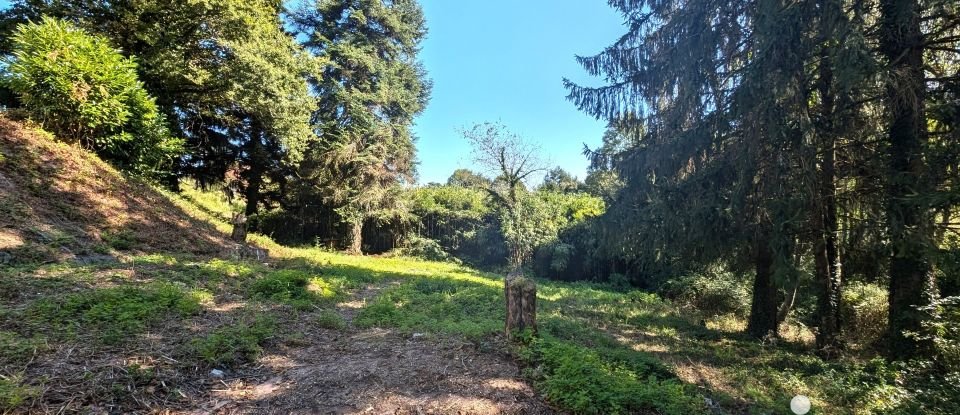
[{"left": 0, "top": 118, "right": 905, "bottom": 414}]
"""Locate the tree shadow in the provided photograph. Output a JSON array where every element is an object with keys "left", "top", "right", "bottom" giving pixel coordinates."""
[{"left": 0, "top": 118, "right": 233, "bottom": 266}]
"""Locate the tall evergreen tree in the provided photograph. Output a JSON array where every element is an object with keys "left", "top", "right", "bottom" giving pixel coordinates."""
[{"left": 292, "top": 0, "right": 431, "bottom": 254}]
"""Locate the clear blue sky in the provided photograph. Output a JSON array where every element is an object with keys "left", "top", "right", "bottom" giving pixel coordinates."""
[
  {"left": 413, "top": 0, "right": 624, "bottom": 184},
  {"left": 0, "top": 0, "right": 627, "bottom": 185}
]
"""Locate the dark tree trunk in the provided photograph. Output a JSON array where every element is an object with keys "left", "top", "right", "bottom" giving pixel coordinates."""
[
  {"left": 879, "top": 0, "right": 935, "bottom": 358},
  {"left": 748, "top": 231, "right": 779, "bottom": 339},
  {"left": 244, "top": 175, "right": 262, "bottom": 216},
  {"left": 813, "top": 141, "right": 843, "bottom": 353},
  {"left": 813, "top": 40, "right": 843, "bottom": 354},
  {"left": 345, "top": 220, "right": 363, "bottom": 255},
  {"left": 244, "top": 125, "right": 265, "bottom": 217}
]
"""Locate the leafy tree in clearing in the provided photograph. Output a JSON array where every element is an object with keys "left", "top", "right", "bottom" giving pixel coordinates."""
[
  {"left": 462, "top": 121, "right": 548, "bottom": 267},
  {"left": 1, "top": 16, "right": 182, "bottom": 180}
]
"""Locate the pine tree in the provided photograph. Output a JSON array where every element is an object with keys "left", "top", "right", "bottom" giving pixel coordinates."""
[{"left": 293, "top": 0, "right": 431, "bottom": 254}]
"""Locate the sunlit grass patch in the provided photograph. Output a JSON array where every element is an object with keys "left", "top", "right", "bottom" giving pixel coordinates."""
[
  {"left": 354, "top": 278, "right": 504, "bottom": 340},
  {"left": 202, "top": 258, "right": 258, "bottom": 279},
  {"left": 520, "top": 337, "right": 704, "bottom": 415},
  {"left": 249, "top": 269, "right": 341, "bottom": 310}
]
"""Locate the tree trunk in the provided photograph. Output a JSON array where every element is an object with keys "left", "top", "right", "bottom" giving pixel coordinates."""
[
  {"left": 345, "top": 220, "right": 363, "bottom": 255},
  {"left": 777, "top": 279, "right": 799, "bottom": 324},
  {"left": 879, "top": 0, "right": 935, "bottom": 358},
  {"left": 230, "top": 212, "right": 247, "bottom": 244},
  {"left": 812, "top": 39, "right": 843, "bottom": 354},
  {"left": 748, "top": 230, "right": 779, "bottom": 339},
  {"left": 505, "top": 269, "right": 537, "bottom": 337},
  {"left": 244, "top": 126, "right": 265, "bottom": 217}
]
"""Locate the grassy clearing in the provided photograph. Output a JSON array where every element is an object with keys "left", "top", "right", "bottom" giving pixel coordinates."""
[
  {"left": 0, "top": 215, "right": 906, "bottom": 415},
  {"left": 0, "top": 155, "right": 911, "bottom": 414},
  {"left": 263, "top": 247, "right": 904, "bottom": 414},
  {"left": 24, "top": 282, "right": 207, "bottom": 344}
]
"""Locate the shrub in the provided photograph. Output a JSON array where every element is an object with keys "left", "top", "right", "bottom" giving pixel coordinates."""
[
  {"left": 532, "top": 216, "right": 614, "bottom": 283},
  {"left": 841, "top": 282, "right": 888, "bottom": 348},
  {"left": 392, "top": 235, "right": 454, "bottom": 262},
  {"left": 661, "top": 270, "right": 751, "bottom": 317},
  {"left": 192, "top": 316, "right": 276, "bottom": 366},
  {"left": 1, "top": 17, "right": 183, "bottom": 180},
  {"left": 409, "top": 185, "right": 504, "bottom": 266}
]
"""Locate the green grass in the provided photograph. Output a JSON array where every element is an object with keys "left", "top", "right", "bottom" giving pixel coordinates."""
[
  {"left": 25, "top": 282, "right": 207, "bottom": 344},
  {"left": 314, "top": 309, "right": 347, "bottom": 330},
  {"left": 0, "top": 331, "right": 46, "bottom": 366},
  {"left": 0, "top": 375, "right": 36, "bottom": 411},
  {"left": 191, "top": 316, "right": 276, "bottom": 367},
  {"left": 249, "top": 269, "right": 341, "bottom": 311},
  {"left": 0, "top": 181, "right": 920, "bottom": 414}
]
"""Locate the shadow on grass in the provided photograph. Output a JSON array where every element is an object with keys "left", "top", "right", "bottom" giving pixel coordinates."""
[{"left": 0, "top": 118, "right": 233, "bottom": 267}]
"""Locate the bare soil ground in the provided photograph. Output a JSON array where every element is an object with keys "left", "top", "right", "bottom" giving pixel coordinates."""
[
  {"left": 5, "top": 279, "right": 555, "bottom": 415},
  {"left": 185, "top": 284, "right": 556, "bottom": 415}
]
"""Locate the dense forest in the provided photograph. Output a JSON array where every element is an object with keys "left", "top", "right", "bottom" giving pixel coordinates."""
[{"left": 0, "top": 0, "right": 959, "bottom": 414}]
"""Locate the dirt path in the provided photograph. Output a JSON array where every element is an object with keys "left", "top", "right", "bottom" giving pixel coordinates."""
[{"left": 189, "top": 283, "right": 557, "bottom": 415}]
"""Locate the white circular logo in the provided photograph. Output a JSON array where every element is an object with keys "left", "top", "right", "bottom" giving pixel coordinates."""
[{"left": 790, "top": 395, "right": 811, "bottom": 415}]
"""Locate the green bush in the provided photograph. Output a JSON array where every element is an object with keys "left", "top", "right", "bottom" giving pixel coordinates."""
[
  {"left": 192, "top": 316, "right": 276, "bottom": 366},
  {"left": 409, "top": 185, "right": 505, "bottom": 266},
  {"left": 392, "top": 235, "right": 455, "bottom": 262},
  {"left": 531, "top": 210, "right": 614, "bottom": 283},
  {"left": 841, "top": 282, "right": 888, "bottom": 348},
  {"left": 1, "top": 17, "right": 183, "bottom": 180},
  {"left": 660, "top": 270, "right": 751, "bottom": 317}
]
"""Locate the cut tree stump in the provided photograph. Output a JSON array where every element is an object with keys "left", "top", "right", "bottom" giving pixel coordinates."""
[
  {"left": 505, "top": 269, "right": 537, "bottom": 337},
  {"left": 230, "top": 212, "right": 247, "bottom": 243}
]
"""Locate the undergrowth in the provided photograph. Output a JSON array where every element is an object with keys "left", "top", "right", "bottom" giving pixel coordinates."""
[
  {"left": 191, "top": 316, "right": 277, "bottom": 367},
  {"left": 520, "top": 337, "right": 703, "bottom": 414},
  {"left": 26, "top": 282, "right": 207, "bottom": 344}
]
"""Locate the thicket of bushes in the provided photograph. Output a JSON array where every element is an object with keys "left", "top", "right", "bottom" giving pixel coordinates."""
[{"left": 1, "top": 17, "right": 182, "bottom": 181}]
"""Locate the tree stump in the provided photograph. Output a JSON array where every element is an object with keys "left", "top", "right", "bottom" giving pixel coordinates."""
[
  {"left": 505, "top": 269, "right": 537, "bottom": 337},
  {"left": 230, "top": 212, "right": 247, "bottom": 243}
]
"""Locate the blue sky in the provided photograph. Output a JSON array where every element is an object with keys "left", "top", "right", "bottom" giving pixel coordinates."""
[
  {"left": 0, "top": 0, "right": 627, "bottom": 185},
  {"left": 413, "top": 0, "right": 624, "bottom": 184}
]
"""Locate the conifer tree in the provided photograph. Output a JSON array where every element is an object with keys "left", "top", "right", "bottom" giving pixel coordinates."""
[{"left": 292, "top": 0, "right": 430, "bottom": 254}]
